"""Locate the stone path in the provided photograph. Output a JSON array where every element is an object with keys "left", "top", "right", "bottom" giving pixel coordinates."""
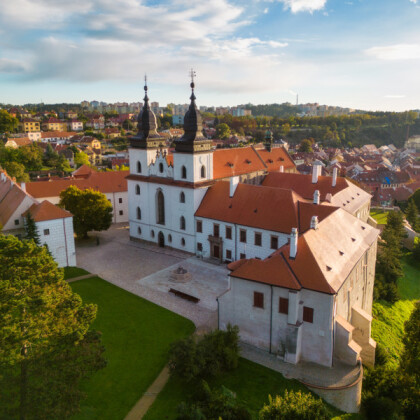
[
  {"left": 66, "top": 273, "right": 97, "bottom": 283},
  {"left": 124, "top": 366, "right": 170, "bottom": 420}
]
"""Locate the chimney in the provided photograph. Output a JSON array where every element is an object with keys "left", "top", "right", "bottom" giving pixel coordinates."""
[
  {"left": 332, "top": 167, "right": 338, "bottom": 187},
  {"left": 229, "top": 176, "right": 239, "bottom": 197},
  {"left": 312, "top": 162, "right": 322, "bottom": 183},
  {"left": 21, "top": 182, "right": 26, "bottom": 192},
  {"left": 313, "top": 189, "right": 320, "bottom": 204},
  {"left": 279, "top": 165, "right": 284, "bottom": 173},
  {"left": 310, "top": 215, "right": 318, "bottom": 230},
  {"left": 290, "top": 228, "right": 298, "bottom": 259}
]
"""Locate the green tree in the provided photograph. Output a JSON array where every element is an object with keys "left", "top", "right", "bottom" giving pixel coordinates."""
[
  {"left": 2, "top": 161, "right": 29, "bottom": 182},
  {"left": 215, "top": 123, "right": 231, "bottom": 139},
  {"left": 24, "top": 213, "right": 40, "bottom": 245},
  {"left": 405, "top": 199, "right": 419, "bottom": 232},
  {"left": 74, "top": 151, "right": 90, "bottom": 167},
  {"left": 401, "top": 301, "right": 420, "bottom": 382},
  {"left": 298, "top": 139, "right": 313, "bottom": 153},
  {"left": 409, "top": 189, "right": 420, "bottom": 210},
  {"left": 59, "top": 186, "right": 113, "bottom": 238},
  {"left": 259, "top": 391, "right": 330, "bottom": 420},
  {"left": 0, "top": 235, "right": 105, "bottom": 420},
  {"left": 19, "top": 143, "right": 43, "bottom": 171},
  {"left": 0, "top": 109, "right": 19, "bottom": 133}
]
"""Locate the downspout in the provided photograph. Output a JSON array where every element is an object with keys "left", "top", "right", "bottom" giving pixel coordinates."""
[
  {"left": 234, "top": 224, "right": 238, "bottom": 260},
  {"left": 63, "top": 218, "right": 69, "bottom": 267},
  {"left": 269, "top": 285, "right": 273, "bottom": 354}
]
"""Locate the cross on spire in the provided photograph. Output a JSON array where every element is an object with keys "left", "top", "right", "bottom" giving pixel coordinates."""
[
  {"left": 189, "top": 68, "right": 196, "bottom": 88},
  {"left": 143, "top": 74, "right": 149, "bottom": 102}
]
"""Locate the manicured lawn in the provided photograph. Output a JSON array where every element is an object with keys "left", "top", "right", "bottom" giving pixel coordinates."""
[
  {"left": 371, "top": 255, "right": 420, "bottom": 367},
  {"left": 143, "top": 358, "right": 356, "bottom": 420},
  {"left": 64, "top": 266, "right": 90, "bottom": 280},
  {"left": 70, "top": 277, "right": 195, "bottom": 420},
  {"left": 370, "top": 210, "right": 389, "bottom": 225}
]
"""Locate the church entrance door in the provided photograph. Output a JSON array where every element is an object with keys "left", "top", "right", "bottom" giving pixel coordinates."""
[
  {"left": 158, "top": 231, "right": 165, "bottom": 248},
  {"left": 213, "top": 245, "right": 220, "bottom": 259}
]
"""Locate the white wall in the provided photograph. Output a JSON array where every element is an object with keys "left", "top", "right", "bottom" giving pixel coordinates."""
[
  {"left": 36, "top": 217, "right": 76, "bottom": 267},
  {"left": 219, "top": 277, "right": 335, "bottom": 367},
  {"left": 173, "top": 152, "right": 213, "bottom": 183}
]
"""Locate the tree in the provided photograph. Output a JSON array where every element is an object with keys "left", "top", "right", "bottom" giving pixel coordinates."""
[
  {"left": 74, "top": 150, "right": 90, "bottom": 167},
  {"left": 409, "top": 189, "right": 420, "bottom": 211},
  {"left": 259, "top": 391, "right": 330, "bottom": 420},
  {"left": 405, "top": 199, "right": 419, "bottom": 232},
  {"left": 401, "top": 301, "right": 420, "bottom": 382},
  {"left": 0, "top": 109, "right": 19, "bottom": 133},
  {"left": 215, "top": 123, "right": 231, "bottom": 139},
  {"left": 0, "top": 235, "right": 105, "bottom": 419},
  {"left": 298, "top": 139, "right": 313, "bottom": 153},
  {"left": 24, "top": 213, "right": 40, "bottom": 245},
  {"left": 2, "top": 161, "right": 29, "bottom": 182},
  {"left": 59, "top": 186, "right": 113, "bottom": 238}
]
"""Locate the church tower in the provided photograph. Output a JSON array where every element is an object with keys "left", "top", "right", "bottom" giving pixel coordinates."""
[
  {"left": 173, "top": 70, "right": 213, "bottom": 183},
  {"left": 129, "top": 78, "right": 167, "bottom": 176}
]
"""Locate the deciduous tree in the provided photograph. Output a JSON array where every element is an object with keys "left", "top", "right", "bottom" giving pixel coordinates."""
[{"left": 59, "top": 186, "right": 113, "bottom": 238}]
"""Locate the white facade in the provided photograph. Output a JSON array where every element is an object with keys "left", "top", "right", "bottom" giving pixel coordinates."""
[{"left": 36, "top": 217, "right": 76, "bottom": 267}]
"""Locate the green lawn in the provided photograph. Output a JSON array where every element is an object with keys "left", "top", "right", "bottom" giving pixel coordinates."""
[
  {"left": 69, "top": 277, "right": 195, "bottom": 420},
  {"left": 63, "top": 266, "right": 90, "bottom": 280},
  {"left": 371, "top": 256, "right": 420, "bottom": 367},
  {"left": 370, "top": 210, "right": 389, "bottom": 225},
  {"left": 143, "top": 358, "right": 356, "bottom": 420}
]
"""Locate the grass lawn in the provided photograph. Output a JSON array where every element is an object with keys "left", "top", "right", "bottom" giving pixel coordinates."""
[
  {"left": 371, "top": 255, "right": 420, "bottom": 367},
  {"left": 370, "top": 210, "right": 389, "bottom": 225},
  {"left": 70, "top": 277, "right": 195, "bottom": 420},
  {"left": 63, "top": 266, "right": 90, "bottom": 280},
  {"left": 143, "top": 358, "right": 357, "bottom": 420}
]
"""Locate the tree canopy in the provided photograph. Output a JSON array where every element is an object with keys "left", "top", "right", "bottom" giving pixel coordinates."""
[
  {"left": 59, "top": 185, "right": 113, "bottom": 238},
  {"left": 0, "top": 235, "right": 105, "bottom": 419},
  {"left": 215, "top": 123, "right": 231, "bottom": 139},
  {"left": 0, "top": 109, "right": 19, "bottom": 133}
]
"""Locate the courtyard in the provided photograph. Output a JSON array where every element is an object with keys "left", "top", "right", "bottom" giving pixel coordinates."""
[{"left": 75, "top": 223, "right": 229, "bottom": 328}]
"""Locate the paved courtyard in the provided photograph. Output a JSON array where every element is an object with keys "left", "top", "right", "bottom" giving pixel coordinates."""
[{"left": 75, "top": 223, "right": 228, "bottom": 328}]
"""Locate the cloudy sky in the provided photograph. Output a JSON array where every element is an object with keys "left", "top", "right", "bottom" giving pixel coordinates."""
[{"left": 0, "top": 0, "right": 419, "bottom": 111}]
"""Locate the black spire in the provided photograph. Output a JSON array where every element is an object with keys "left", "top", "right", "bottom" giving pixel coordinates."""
[
  {"left": 130, "top": 75, "right": 166, "bottom": 149},
  {"left": 175, "top": 69, "right": 212, "bottom": 154}
]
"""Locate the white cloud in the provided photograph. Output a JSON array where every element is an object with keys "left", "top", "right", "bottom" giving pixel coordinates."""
[
  {"left": 0, "top": 58, "right": 27, "bottom": 73},
  {"left": 279, "top": 0, "right": 327, "bottom": 13},
  {"left": 264, "top": 8, "right": 269, "bottom": 14},
  {"left": 365, "top": 44, "right": 420, "bottom": 60},
  {"left": 409, "top": 0, "right": 417, "bottom": 4}
]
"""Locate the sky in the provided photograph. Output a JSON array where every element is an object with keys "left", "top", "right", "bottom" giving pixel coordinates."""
[{"left": 0, "top": 0, "right": 419, "bottom": 111}]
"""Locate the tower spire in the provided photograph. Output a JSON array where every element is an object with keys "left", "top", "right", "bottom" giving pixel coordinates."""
[
  {"left": 144, "top": 74, "right": 149, "bottom": 104},
  {"left": 189, "top": 68, "right": 196, "bottom": 101}
]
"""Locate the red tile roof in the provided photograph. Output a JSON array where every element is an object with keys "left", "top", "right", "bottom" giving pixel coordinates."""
[
  {"left": 23, "top": 200, "right": 72, "bottom": 222},
  {"left": 25, "top": 170, "right": 128, "bottom": 198},
  {"left": 256, "top": 147, "right": 296, "bottom": 172},
  {"left": 230, "top": 209, "right": 380, "bottom": 294},
  {"left": 213, "top": 147, "right": 266, "bottom": 179}
]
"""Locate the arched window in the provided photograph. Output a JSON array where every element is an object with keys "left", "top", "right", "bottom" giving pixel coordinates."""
[
  {"left": 180, "top": 191, "right": 185, "bottom": 203},
  {"left": 135, "top": 184, "right": 140, "bottom": 195},
  {"left": 201, "top": 165, "right": 206, "bottom": 178},
  {"left": 156, "top": 189, "right": 165, "bottom": 225},
  {"left": 159, "top": 162, "right": 164, "bottom": 173},
  {"left": 168, "top": 234, "right": 172, "bottom": 243},
  {"left": 137, "top": 207, "right": 141, "bottom": 220},
  {"left": 151, "top": 230, "right": 155, "bottom": 238},
  {"left": 181, "top": 165, "right": 187, "bottom": 179},
  {"left": 180, "top": 216, "right": 186, "bottom": 230},
  {"left": 138, "top": 226, "right": 142, "bottom": 235},
  {"left": 137, "top": 161, "right": 142, "bottom": 173},
  {"left": 181, "top": 238, "right": 185, "bottom": 246}
]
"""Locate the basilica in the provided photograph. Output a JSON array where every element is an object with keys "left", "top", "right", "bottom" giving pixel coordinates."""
[{"left": 127, "top": 80, "right": 379, "bottom": 371}]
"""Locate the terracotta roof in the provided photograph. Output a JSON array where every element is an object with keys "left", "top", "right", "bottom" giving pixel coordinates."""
[
  {"left": 213, "top": 147, "right": 266, "bottom": 179},
  {"left": 262, "top": 172, "right": 348, "bottom": 201},
  {"left": 255, "top": 147, "right": 296, "bottom": 172},
  {"left": 23, "top": 200, "right": 72, "bottom": 222},
  {"left": 41, "top": 131, "right": 75, "bottom": 138},
  {"left": 24, "top": 170, "right": 128, "bottom": 198},
  {"left": 8, "top": 138, "right": 31, "bottom": 147},
  {"left": 0, "top": 179, "right": 29, "bottom": 226},
  {"left": 73, "top": 164, "right": 95, "bottom": 178},
  {"left": 230, "top": 209, "right": 380, "bottom": 295},
  {"left": 195, "top": 181, "right": 301, "bottom": 233}
]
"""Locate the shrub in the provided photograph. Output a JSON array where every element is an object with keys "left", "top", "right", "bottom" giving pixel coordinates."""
[
  {"left": 363, "top": 397, "right": 402, "bottom": 420},
  {"left": 169, "top": 324, "right": 240, "bottom": 382},
  {"left": 259, "top": 391, "right": 330, "bottom": 420},
  {"left": 375, "top": 343, "right": 390, "bottom": 366}
]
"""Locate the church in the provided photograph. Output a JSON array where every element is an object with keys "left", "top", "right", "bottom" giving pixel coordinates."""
[{"left": 127, "top": 79, "right": 379, "bottom": 369}]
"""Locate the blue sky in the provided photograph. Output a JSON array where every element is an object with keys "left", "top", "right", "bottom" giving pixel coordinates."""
[{"left": 0, "top": 0, "right": 419, "bottom": 111}]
